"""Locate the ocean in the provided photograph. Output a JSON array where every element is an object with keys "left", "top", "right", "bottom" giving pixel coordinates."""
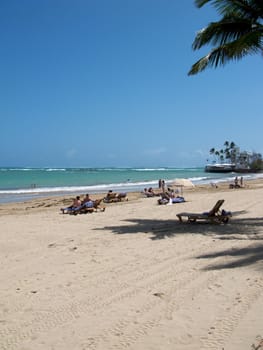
[{"left": 0, "top": 167, "right": 262, "bottom": 204}]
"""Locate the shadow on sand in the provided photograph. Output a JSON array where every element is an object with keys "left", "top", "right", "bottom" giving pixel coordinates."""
[{"left": 95, "top": 214, "right": 263, "bottom": 271}]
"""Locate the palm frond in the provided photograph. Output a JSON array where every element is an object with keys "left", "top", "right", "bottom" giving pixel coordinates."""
[
  {"left": 189, "top": 0, "right": 263, "bottom": 74},
  {"left": 195, "top": 0, "right": 263, "bottom": 19},
  {"left": 188, "top": 53, "right": 214, "bottom": 75},
  {"left": 188, "top": 44, "right": 241, "bottom": 75},
  {"left": 192, "top": 16, "right": 255, "bottom": 49},
  {"left": 226, "top": 30, "right": 263, "bottom": 56},
  {"left": 188, "top": 32, "right": 262, "bottom": 75}
]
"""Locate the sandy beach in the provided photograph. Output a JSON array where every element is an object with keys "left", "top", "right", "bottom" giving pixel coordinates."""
[{"left": 1, "top": 180, "right": 263, "bottom": 350}]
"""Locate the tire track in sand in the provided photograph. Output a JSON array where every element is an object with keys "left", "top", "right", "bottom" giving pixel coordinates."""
[
  {"left": 1, "top": 239, "right": 256, "bottom": 350},
  {"left": 0, "top": 238, "right": 221, "bottom": 350}
]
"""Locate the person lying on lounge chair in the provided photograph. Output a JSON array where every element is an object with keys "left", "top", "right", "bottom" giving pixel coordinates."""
[
  {"left": 177, "top": 199, "right": 231, "bottom": 224},
  {"left": 116, "top": 192, "right": 127, "bottom": 201},
  {"left": 158, "top": 191, "right": 185, "bottom": 205},
  {"left": 80, "top": 194, "right": 105, "bottom": 212},
  {"left": 60, "top": 196, "right": 81, "bottom": 214},
  {"left": 61, "top": 195, "right": 105, "bottom": 214},
  {"left": 103, "top": 190, "right": 127, "bottom": 203},
  {"left": 142, "top": 187, "right": 157, "bottom": 197}
]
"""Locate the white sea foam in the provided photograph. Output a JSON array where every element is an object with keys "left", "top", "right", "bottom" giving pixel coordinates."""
[
  {"left": 0, "top": 167, "right": 262, "bottom": 204},
  {"left": 45, "top": 168, "right": 66, "bottom": 171},
  {"left": 1, "top": 173, "right": 262, "bottom": 196},
  {"left": 0, "top": 179, "right": 159, "bottom": 195},
  {"left": 134, "top": 168, "right": 168, "bottom": 171}
]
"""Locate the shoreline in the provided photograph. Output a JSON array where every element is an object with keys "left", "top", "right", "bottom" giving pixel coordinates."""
[
  {"left": 1, "top": 168, "right": 263, "bottom": 205},
  {"left": 1, "top": 177, "right": 263, "bottom": 214}
]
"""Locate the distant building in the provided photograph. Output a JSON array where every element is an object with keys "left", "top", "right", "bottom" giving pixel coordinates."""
[{"left": 206, "top": 145, "right": 262, "bottom": 173}]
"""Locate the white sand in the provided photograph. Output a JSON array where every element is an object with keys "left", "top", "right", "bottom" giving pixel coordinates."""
[{"left": 0, "top": 181, "right": 263, "bottom": 350}]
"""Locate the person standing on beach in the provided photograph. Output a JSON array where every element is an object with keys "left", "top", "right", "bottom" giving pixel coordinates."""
[{"left": 161, "top": 180, "right": 165, "bottom": 192}]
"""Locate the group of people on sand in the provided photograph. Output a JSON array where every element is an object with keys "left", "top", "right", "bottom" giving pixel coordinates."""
[
  {"left": 142, "top": 187, "right": 159, "bottom": 197},
  {"left": 61, "top": 179, "right": 188, "bottom": 214},
  {"left": 158, "top": 187, "right": 185, "bottom": 205},
  {"left": 142, "top": 184, "right": 185, "bottom": 205},
  {"left": 61, "top": 190, "right": 128, "bottom": 215},
  {"left": 229, "top": 176, "right": 244, "bottom": 189},
  {"left": 60, "top": 174, "right": 247, "bottom": 214},
  {"left": 61, "top": 194, "right": 105, "bottom": 215},
  {"left": 103, "top": 190, "right": 127, "bottom": 203},
  {"left": 142, "top": 179, "right": 167, "bottom": 198}
]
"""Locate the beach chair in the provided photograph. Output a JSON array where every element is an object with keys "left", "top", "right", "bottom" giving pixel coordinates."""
[
  {"left": 117, "top": 192, "right": 127, "bottom": 201},
  {"left": 70, "top": 199, "right": 105, "bottom": 215},
  {"left": 67, "top": 204, "right": 94, "bottom": 215},
  {"left": 103, "top": 192, "right": 127, "bottom": 203},
  {"left": 176, "top": 199, "right": 231, "bottom": 224}
]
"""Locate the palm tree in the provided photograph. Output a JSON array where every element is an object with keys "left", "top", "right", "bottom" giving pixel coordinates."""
[
  {"left": 223, "top": 141, "right": 230, "bottom": 160},
  {"left": 230, "top": 141, "right": 236, "bottom": 149},
  {"left": 219, "top": 149, "right": 224, "bottom": 162},
  {"left": 215, "top": 150, "right": 220, "bottom": 161},
  {"left": 188, "top": 0, "right": 263, "bottom": 75},
  {"left": 209, "top": 147, "right": 215, "bottom": 155}
]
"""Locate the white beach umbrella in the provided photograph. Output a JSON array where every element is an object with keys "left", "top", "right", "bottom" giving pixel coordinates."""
[
  {"left": 172, "top": 178, "right": 195, "bottom": 187},
  {"left": 172, "top": 179, "right": 194, "bottom": 195}
]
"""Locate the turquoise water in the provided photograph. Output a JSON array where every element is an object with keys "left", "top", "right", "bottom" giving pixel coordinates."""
[{"left": 0, "top": 167, "right": 262, "bottom": 204}]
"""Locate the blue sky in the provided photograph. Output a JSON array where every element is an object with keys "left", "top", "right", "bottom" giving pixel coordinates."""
[{"left": 1, "top": 0, "right": 262, "bottom": 168}]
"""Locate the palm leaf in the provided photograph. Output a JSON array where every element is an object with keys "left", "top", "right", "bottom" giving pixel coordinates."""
[
  {"left": 195, "top": 0, "right": 263, "bottom": 19},
  {"left": 192, "top": 16, "right": 255, "bottom": 49},
  {"left": 189, "top": 0, "right": 263, "bottom": 74}
]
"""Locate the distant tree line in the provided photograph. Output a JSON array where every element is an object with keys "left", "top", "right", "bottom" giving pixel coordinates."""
[{"left": 209, "top": 141, "right": 263, "bottom": 170}]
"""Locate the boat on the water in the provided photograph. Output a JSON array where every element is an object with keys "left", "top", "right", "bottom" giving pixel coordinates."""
[{"left": 205, "top": 163, "right": 235, "bottom": 173}]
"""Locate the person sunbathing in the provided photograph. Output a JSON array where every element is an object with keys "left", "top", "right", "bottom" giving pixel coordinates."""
[
  {"left": 61, "top": 195, "right": 105, "bottom": 214},
  {"left": 142, "top": 187, "right": 157, "bottom": 197},
  {"left": 158, "top": 192, "right": 185, "bottom": 205},
  {"left": 103, "top": 190, "right": 127, "bottom": 203},
  {"left": 83, "top": 198, "right": 105, "bottom": 211},
  {"left": 60, "top": 196, "right": 81, "bottom": 214},
  {"left": 79, "top": 194, "right": 105, "bottom": 212}
]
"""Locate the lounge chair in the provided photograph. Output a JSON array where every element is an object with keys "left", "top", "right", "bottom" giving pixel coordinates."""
[
  {"left": 116, "top": 192, "right": 127, "bottom": 201},
  {"left": 69, "top": 199, "right": 105, "bottom": 215},
  {"left": 176, "top": 199, "right": 231, "bottom": 224},
  {"left": 103, "top": 192, "right": 127, "bottom": 203}
]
